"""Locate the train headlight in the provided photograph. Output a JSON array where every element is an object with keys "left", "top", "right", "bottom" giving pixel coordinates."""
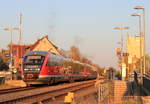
[
  {"left": 34, "top": 68, "right": 40, "bottom": 71},
  {"left": 36, "top": 68, "right": 40, "bottom": 71},
  {"left": 24, "top": 68, "right": 28, "bottom": 71}
]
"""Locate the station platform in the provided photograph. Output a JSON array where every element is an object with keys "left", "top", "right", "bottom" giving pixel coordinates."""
[
  {"left": 5, "top": 80, "right": 26, "bottom": 87},
  {"left": 0, "top": 80, "right": 26, "bottom": 90}
]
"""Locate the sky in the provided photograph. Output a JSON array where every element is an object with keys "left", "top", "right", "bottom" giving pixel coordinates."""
[{"left": 0, "top": 0, "right": 149, "bottom": 69}]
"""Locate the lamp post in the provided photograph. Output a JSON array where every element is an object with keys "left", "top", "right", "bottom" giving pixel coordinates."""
[
  {"left": 114, "top": 27, "right": 129, "bottom": 52},
  {"left": 134, "top": 6, "right": 146, "bottom": 74},
  {"left": 114, "top": 26, "right": 129, "bottom": 80},
  {"left": 3, "top": 27, "right": 19, "bottom": 80},
  {"left": 19, "top": 13, "right": 23, "bottom": 72},
  {"left": 131, "top": 13, "right": 142, "bottom": 75}
]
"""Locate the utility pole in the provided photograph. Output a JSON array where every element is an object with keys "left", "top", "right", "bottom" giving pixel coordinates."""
[
  {"left": 114, "top": 26, "right": 129, "bottom": 80},
  {"left": 134, "top": 6, "right": 146, "bottom": 74},
  {"left": 3, "top": 27, "right": 19, "bottom": 80},
  {"left": 19, "top": 13, "right": 22, "bottom": 45},
  {"left": 19, "top": 13, "right": 23, "bottom": 72},
  {"left": 131, "top": 13, "right": 142, "bottom": 76}
]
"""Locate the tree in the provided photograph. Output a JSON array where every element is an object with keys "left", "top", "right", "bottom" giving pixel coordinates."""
[
  {"left": 93, "top": 64, "right": 104, "bottom": 76},
  {"left": 0, "top": 57, "right": 9, "bottom": 71},
  {"left": 97, "top": 67, "right": 104, "bottom": 76},
  {"left": 70, "top": 46, "right": 81, "bottom": 61},
  {"left": 59, "top": 49, "right": 69, "bottom": 57}
]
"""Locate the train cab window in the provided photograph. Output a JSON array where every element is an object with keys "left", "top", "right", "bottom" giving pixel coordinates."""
[{"left": 24, "top": 55, "right": 45, "bottom": 65}]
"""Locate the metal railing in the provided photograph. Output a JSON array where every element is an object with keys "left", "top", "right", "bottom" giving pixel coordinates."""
[
  {"left": 95, "top": 80, "right": 113, "bottom": 104},
  {"left": 121, "top": 96, "right": 142, "bottom": 104},
  {"left": 96, "top": 80, "right": 143, "bottom": 104}
]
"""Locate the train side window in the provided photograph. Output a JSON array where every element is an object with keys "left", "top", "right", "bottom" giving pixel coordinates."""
[
  {"left": 52, "top": 55, "right": 57, "bottom": 66},
  {"left": 50, "top": 55, "right": 56, "bottom": 66},
  {"left": 46, "top": 54, "right": 64, "bottom": 66},
  {"left": 46, "top": 55, "right": 55, "bottom": 66},
  {"left": 46, "top": 58, "right": 51, "bottom": 66}
]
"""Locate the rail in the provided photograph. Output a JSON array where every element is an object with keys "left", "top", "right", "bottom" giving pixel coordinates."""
[
  {"left": 0, "top": 87, "right": 36, "bottom": 95},
  {"left": 0, "top": 80, "right": 95, "bottom": 104}
]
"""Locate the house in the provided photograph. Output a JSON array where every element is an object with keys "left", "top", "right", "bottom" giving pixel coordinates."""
[
  {"left": 30, "top": 35, "right": 61, "bottom": 55},
  {"left": 1, "top": 35, "right": 61, "bottom": 72}
]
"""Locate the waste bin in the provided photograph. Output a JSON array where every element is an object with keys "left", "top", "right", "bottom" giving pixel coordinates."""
[{"left": 0, "top": 77, "right": 5, "bottom": 85}]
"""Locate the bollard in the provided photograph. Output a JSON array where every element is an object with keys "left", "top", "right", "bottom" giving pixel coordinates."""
[{"left": 64, "top": 92, "right": 74, "bottom": 104}]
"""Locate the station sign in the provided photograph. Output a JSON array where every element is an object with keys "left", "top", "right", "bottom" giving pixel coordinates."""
[
  {"left": 122, "top": 53, "right": 129, "bottom": 56},
  {"left": 122, "top": 63, "right": 126, "bottom": 78}
]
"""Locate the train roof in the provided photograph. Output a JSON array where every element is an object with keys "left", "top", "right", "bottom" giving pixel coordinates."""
[
  {"left": 24, "top": 51, "right": 49, "bottom": 56},
  {"left": 24, "top": 51, "right": 97, "bottom": 71}
]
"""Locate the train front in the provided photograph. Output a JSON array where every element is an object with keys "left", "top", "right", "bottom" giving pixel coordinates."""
[{"left": 22, "top": 51, "right": 48, "bottom": 85}]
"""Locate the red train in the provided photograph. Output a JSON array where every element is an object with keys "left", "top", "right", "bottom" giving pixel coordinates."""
[{"left": 22, "top": 51, "right": 97, "bottom": 86}]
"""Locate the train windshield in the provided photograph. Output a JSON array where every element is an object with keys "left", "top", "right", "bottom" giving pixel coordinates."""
[{"left": 24, "top": 55, "right": 45, "bottom": 65}]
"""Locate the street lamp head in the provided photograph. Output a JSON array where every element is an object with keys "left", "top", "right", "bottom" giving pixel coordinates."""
[
  {"left": 131, "top": 13, "right": 141, "bottom": 17},
  {"left": 4, "top": 27, "right": 19, "bottom": 31},
  {"left": 4, "top": 28, "right": 10, "bottom": 31},
  {"left": 12, "top": 27, "right": 19, "bottom": 30},
  {"left": 123, "top": 27, "right": 129, "bottom": 29},
  {"left": 114, "top": 27, "right": 121, "bottom": 30},
  {"left": 114, "top": 27, "right": 129, "bottom": 30},
  {"left": 134, "top": 6, "right": 144, "bottom": 10}
]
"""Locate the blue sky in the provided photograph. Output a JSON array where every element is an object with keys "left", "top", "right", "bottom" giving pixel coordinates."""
[{"left": 0, "top": 0, "right": 149, "bottom": 68}]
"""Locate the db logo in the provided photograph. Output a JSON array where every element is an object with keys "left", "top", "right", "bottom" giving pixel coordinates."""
[{"left": 27, "top": 74, "right": 33, "bottom": 78}]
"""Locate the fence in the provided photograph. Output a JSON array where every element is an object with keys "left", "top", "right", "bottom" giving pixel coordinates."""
[
  {"left": 96, "top": 80, "right": 143, "bottom": 104},
  {"left": 121, "top": 96, "right": 142, "bottom": 104},
  {"left": 95, "top": 80, "right": 113, "bottom": 104},
  {"left": 0, "top": 71, "right": 12, "bottom": 85}
]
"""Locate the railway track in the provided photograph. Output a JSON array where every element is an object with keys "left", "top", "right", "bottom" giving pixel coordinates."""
[
  {"left": 0, "top": 80, "right": 95, "bottom": 104},
  {"left": 0, "top": 87, "right": 36, "bottom": 95}
]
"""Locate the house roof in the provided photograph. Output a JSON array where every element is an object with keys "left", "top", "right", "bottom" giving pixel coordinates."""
[
  {"left": 6, "top": 35, "right": 60, "bottom": 56},
  {"left": 30, "top": 35, "right": 58, "bottom": 50}
]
